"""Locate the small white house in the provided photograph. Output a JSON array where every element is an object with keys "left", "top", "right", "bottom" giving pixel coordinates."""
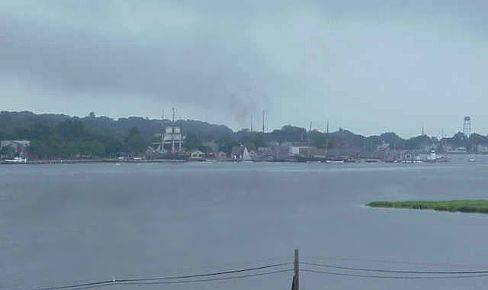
[
  {"left": 289, "top": 145, "right": 311, "bottom": 156},
  {"left": 189, "top": 150, "right": 205, "bottom": 160}
]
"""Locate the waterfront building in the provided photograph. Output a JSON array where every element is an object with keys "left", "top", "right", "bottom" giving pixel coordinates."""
[
  {"left": 189, "top": 150, "right": 205, "bottom": 160},
  {"left": 0, "top": 140, "right": 30, "bottom": 159}
]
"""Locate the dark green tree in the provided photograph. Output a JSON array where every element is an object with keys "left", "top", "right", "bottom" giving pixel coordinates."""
[{"left": 126, "top": 128, "right": 147, "bottom": 153}]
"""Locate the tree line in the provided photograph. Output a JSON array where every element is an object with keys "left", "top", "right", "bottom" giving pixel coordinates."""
[{"left": 1, "top": 111, "right": 487, "bottom": 159}]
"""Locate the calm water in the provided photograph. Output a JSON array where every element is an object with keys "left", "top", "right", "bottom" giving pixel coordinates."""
[{"left": 2, "top": 158, "right": 488, "bottom": 290}]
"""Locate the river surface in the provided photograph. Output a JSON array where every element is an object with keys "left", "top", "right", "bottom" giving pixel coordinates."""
[{"left": 2, "top": 157, "right": 488, "bottom": 290}]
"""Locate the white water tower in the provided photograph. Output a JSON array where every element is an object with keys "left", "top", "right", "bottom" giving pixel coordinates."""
[{"left": 463, "top": 116, "right": 471, "bottom": 137}]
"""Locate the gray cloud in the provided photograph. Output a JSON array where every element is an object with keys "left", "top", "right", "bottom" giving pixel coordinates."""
[
  {"left": 1, "top": 0, "right": 488, "bottom": 136},
  {"left": 0, "top": 1, "right": 271, "bottom": 123}
]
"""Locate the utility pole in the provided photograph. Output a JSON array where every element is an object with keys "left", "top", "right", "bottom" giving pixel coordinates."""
[
  {"left": 171, "top": 107, "right": 176, "bottom": 154},
  {"left": 308, "top": 122, "right": 313, "bottom": 148},
  {"left": 178, "top": 113, "right": 182, "bottom": 152},
  {"left": 262, "top": 111, "right": 265, "bottom": 135},
  {"left": 291, "top": 249, "right": 299, "bottom": 290},
  {"left": 325, "top": 120, "right": 329, "bottom": 158},
  {"left": 161, "top": 109, "right": 165, "bottom": 153},
  {"left": 250, "top": 114, "right": 253, "bottom": 134}
]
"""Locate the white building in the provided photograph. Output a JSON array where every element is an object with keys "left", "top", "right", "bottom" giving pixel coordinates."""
[
  {"left": 189, "top": 150, "right": 205, "bottom": 160},
  {"left": 289, "top": 145, "right": 312, "bottom": 156},
  {"left": 0, "top": 140, "right": 30, "bottom": 158}
]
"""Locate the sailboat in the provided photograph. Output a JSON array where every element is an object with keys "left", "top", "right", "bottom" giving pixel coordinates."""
[{"left": 242, "top": 147, "right": 253, "bottom": 162}]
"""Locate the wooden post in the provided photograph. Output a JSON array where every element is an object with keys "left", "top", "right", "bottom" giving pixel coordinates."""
[{"left": 292, "top": 249, "right": 299, "bottom": 290}]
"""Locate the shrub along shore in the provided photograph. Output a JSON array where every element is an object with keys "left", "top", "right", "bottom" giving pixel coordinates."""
[{"left": 367, "top": 200, "right": 488, "bottom": 214}]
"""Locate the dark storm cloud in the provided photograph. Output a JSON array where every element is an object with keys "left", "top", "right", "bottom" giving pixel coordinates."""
[
  {"left": 1, "top": 0, "right": 488, "bottom": 135},
  {"left": 0, "top": 2, "right": 268, "bottom": 122}
]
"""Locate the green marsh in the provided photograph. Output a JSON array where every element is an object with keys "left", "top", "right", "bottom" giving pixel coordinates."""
[{"left": 368, "top": 200, "right": 488, "bottom": 214}]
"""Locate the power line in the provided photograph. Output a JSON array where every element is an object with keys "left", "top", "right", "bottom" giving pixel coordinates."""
[
  {"left": 119, "top": 269, "right": 293, "bottom": 286},
  {"left": 301, "top": 255, "right": 486, "bottom": 269},
  {"left": 10, "top": 252, "right": 488, "bottom": 290},
  {"left": 34, "top": 284, "right": 113, "bottom": 290},
  {"left": 117, "top": 262, "right": 291, "bottom": 282},
  {"left": 301, "top": 269, "right": 488, "bottom": 280},
  {"left": 140, "top": 256, "right": 293, "bottom": 278},
  {"left": 14, "top": 262, "right": 291, "bottom": 290},
  {"left": 301, "top": 261, "right": 488, "bottom": 275},
  {"left": 23, "top": 281, "right": 114, "bottom": 290}
]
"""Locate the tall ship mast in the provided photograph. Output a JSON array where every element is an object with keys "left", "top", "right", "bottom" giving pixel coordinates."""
[{"left": 154, "top": 108, "right": 185, "bottom": 157}]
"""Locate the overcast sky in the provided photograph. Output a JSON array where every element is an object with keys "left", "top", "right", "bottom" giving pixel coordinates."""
[{"left": 1, "top": 0, "right": 487, "bottom": 137}]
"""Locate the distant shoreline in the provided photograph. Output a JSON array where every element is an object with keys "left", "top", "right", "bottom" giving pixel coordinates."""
[
  {"left": 0, "top": 159, "right": 189, "bottom": 165},
  {"left": 1, "top": 153, "right": 484, "bottom": 165}
]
